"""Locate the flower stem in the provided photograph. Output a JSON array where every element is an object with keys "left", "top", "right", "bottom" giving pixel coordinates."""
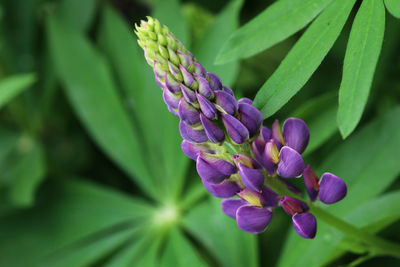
[
  {"left": 263, "top": 175, "right": 400, "bottom": 258},
  {"left": 310, "top": 206, "right": 400, "bottom": 258}
]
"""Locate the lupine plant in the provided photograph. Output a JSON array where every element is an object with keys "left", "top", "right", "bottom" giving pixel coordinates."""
[
  {"left": 135, "top": 16, "right": 349, "bottom": 238},
  {"left": 1, "top": 0, "right": 400, "bottom": 266}
]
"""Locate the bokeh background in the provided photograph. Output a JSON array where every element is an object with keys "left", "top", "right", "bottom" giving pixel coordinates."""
[{"left": 0, "top": 0, "right": 400, "bottom": 266}]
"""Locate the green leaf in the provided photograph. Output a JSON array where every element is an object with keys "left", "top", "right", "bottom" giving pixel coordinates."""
[
  {"left": 182, "top": 197, "right": 258, "bottom": 267},
  {"left": 0, "top": 136, "right": 46, "bottom": 207},
  {"left": 253, "top": 0, "right": 356, "bottom": 118},
  {"left": 0, "top": 73, "right": 36, "bottom": 109},
  {"left": 104, "top": 228, "right": 162, "bottom": 267},
  {"left": 0, "top": 178, "right": 153, "bottom": 267},
  {"left": 160, "top": 227, "right": 207, "bottom": 267},
  {"left": 193, "top": 0, "right": 243, "bottom": 87},
  {"left": 277, "top": 107, "right": 400, "bottom": 267},
  {"left": 291, "top": 92, "right": 338, "bottom": 155},
  {"left": 46, "top": 17, "right": 158, "bottom": 199},
  {"left": 215, "top": 0, "right": 333, "bottom": 64},
  {"left": 57, "top": 0, "right": 97, "bottom": 32},
  {"left": 43, "top": 227, "right": 139, "bottom": 267},
  {"left": 153, "top": 0, "right": 189, "bottom": 45},
  {"left": 385, "top": 0, "right": 400, "bottom": 18},
  {"left": 99, "top": 6, "right": 188, "bottom": 201},
  {"left": 337, "top": 0, "right": 385, "bottom": 138}
]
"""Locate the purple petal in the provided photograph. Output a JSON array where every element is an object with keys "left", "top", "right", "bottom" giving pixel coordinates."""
[
  {"left": 165, "top": 72, "right": 181, "bottom": 94},
  {"left": 222, "top": 86, "right": 234, "bottom": 96},
  {"left": 237, "top": 188, "right": 263, "bottom": 207},
  {"left": 178, "top": 99, "right": 200, "bottom": 125},
  {"left": 179, "top": 121, "right": 208, "bottom": 143},
  {"left": 202, "top": 179, "right": 241, "bottom": 198},
  {"left": 233, "top": 154, "right": 258, "bottom": 169},
  {"left": 280, "top": 196, "right": 309, "bottom": 216},
  {"left": 177, "top": 50, "right": 192, "bottom": 69},
  {"left": 193, "top": 62, "right": 206, "bottom": 77},
  {"left": 252, "top": 138, "right": 265, "bottom": 163},
  {"left": 318, "top": 173, "right": 347, "bottom": 204},
  {"left": 252, "top": 138, "right": 276, "bottom": 175},
  {"left": 153, "top": 61, "right": 164, "bottom": 78},
  {"left": 168, "top": 106, "right": 179, "bottom": 117},
  {"left": 168, "top": 61, "right": 181, "bottom": 79},
  {"left": 271, "top": 120, "right": 284, "bottom": 150},
  {"left": 181, "top": 140, "right": 215, "bottom": 161},
  {"left": 238, "top": 97, "right": 253, "bottom": 105},
  {"left": 197, "top": 93, "right": 218, "bottom": 120},
  {"left": 207, "top": 73, "right": 222, "bottom": 91},
  {"left": 236, "top": 205, "right": 273, "bottom": 234},
  {"left": 261, "top": 187, "right": 279, "bottom": 207},
  {"left": 303, "top": 165, "right": 319, "bottom": 202},
  {"left": 155, "top": 75, "right": 164, "bottom": 88},
  {"left": 259, "top": 140, "right": 278, "bottom": 175},
  {"left": 260, "top": 126, "right": 271, "bottom": 142},
  {"left": 222, "top": 114, "right": 249, "bottom": 144},
  {"left": 292, "top": 212, "right": 317, "bottom": 239},
  {"left": 180, "top": 84, "right": 197, "bottom": 104},
  {"left": 277, "top": 146, "right": 305, "bottom": 178},
  {"left": 238, "top": 163, "right": 264, "bottom": 192},
  {"left": 194, "top": 74, "right": 213, "bottom": 99},
  {"left": 196, "top": 153, "right": 236, "bottom": 184},
  {"left": 282, "top": 118, "right": 310, "bottom": 154},
  {"left": 215, "top": 90, "right": 238, "bottom": 115},
  {"left": 200, "top": 113, "right": 225, "bottom": 143},
  {"left": 221, "top": 199, "right": 247, "bottom": 219},
  {"left": 179, "top": 64, "right": 194, "bottom": 87},
  {"left": 163, "top": 89, "right": 180, "bottom": 109},
  {"left": 238, "top": 103, "right": 263, "bottom": 137}
]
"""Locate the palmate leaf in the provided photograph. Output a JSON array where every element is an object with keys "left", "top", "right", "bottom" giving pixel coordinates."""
[
  {"left": 253, "top": 0, "right": 356, "bottom": 118},
  {"left": 193, "top": 0, "right": 243, "bottom": 87},
  {"left": 337, "top": 0, "right": 385, "bottom": 138},
  {"left": 0, "top": 73, "right": 36, "bottom": 109},
  {"left": 277, "top": 106, "right": 400, "bottom": 267},
  {"left": 385, "top": 0, "right": 400, "bottom": 18},
  {"left": 0, "top": 178, "right": 153, "bottom": 267},
  {"left": 183, "top": 197, "right": 258, "bottom": 267},
  {"left": 215, "top": 0, "right": 333, "bottom": 64},
  {"left": 46, "top": 16, "right": 159, "bottom": 199},
  {"left": 160, "top": 227, "right": 207, "bottom": 267}
]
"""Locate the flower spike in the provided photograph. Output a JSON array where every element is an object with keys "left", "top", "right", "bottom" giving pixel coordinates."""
[{"left": 135, "top": 17, "right": 347, "bottom": 238}]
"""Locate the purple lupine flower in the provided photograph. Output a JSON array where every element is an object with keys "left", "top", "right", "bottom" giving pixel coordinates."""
[
  {"left": 238, "top": 102, "right": 263, "bottom": 137},
  {"left": 181, "top": 140, "right": 215, "bottom": 161},
  {"left": 221, "top": 188, "right": 277, "bottom": 234},
  {"left": 303, "top": 165, "right": 320, "bottom": 201},
  {"left": 280, "top": 196, "right": 316, "bottom": 239},
  {"left": 214, "top": 90, "right": 238, "bottom": 115},
  {"left": 292, "top": 213, "right": 317, "bottom": 239},
  {"left": 318, "top": 173, "right": 347, "bottom": 204},
  {"left": 202, "top": 178, "right": 242, "bottom": 198},
  {"left": 196, "top": 152, "right": 236, "bottom": 184},
  {"left": 233, "top": 154, "right": 264, "bottom": 192},
  {"left": 282, "top": 118, "right": 310, "bottom": 154},
  {"left": 135, "top": 17, "right": 348, "bottom": 239}
]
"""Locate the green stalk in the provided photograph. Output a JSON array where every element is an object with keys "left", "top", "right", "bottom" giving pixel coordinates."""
[
  {"left": 262, "top": 173, "right": 400, "bottom": 258},
  {"left": 311, "top": 206, "right": 400, "bottom": 258}
]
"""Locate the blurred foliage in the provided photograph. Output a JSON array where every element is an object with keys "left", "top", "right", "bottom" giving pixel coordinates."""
[{"left": 0, "top": 0, "right": 399, "bottom": 266}]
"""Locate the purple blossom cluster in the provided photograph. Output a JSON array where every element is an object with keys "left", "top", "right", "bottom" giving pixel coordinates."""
[{"left": 135, "top": 17, "right": 347, "bottom": 238}]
